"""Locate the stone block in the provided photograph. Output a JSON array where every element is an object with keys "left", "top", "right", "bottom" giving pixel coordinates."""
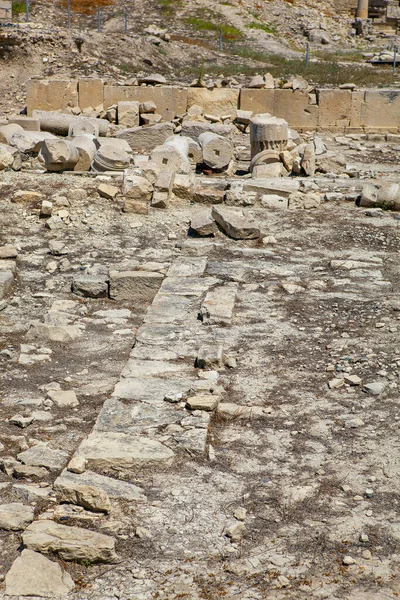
[
  {"left": 274, "top": 89, "right": 318, "bottom": 130},
  {"left": 181, "top": 121, "right": 233, "bottom": 141},
  {"left": 116, "top": 122, "right": 174, "bottom": 151},
  {"left": 360, "top": 89, "right": 400, "bottom": 129},
  {"left": 78, "top": 78, "right": 103, "bottom": 111},
  {"left": 317, "top": 89, "right": 351, "bottom": 129},
  {"left": 7, "top": 116, "right": 40, "bottom": 131},
  {"left": 187, "top": 88, "right": 239, "bottom": 117},
  {"left": 109, "top": 271, "right": 164, "bottom": 303},
  {"left": 104, "top": 85, "right": 187, "bottom": 121},
  {"left": 27, "top": 80, "right": 78, "bottom": 117},
  {"left": 118, "top": 101, "right": 140, "bottom": 127},
  {"left": 239, "top": 88, "right": 275, "bottom": 115},
  {"left": 5, "top": 550, "right": 75, "bottom": 597},
  {"left": 348, "top": 91, "right": 364, "bottom": 129}
]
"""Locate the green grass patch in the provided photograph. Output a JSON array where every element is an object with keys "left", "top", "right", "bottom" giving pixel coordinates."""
[
  {"left": 186, "top": 17, "right": 242, "bottom": 39},
  {"left": 12, "top": 1, "right": 26, "bottom": 15},
  {"left": 156, "top": 0, "right": 181, "bottom": 15},
  {"left": 246, "top": 21, "right": 276, "bottom": 34}
]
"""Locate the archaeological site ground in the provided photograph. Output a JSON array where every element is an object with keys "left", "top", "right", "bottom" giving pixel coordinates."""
[{"left": 1, "top": 0, "right": 400, "bottom": 598}]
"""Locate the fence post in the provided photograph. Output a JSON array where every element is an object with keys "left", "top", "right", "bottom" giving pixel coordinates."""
[
  {"left": 97, "top": 7, "right": 101, "bottom": 32},
  {"left": 25, "top": 0, "right": 29, "bottom": 22},
  {"left": 124, "top": 13, "right": 128, "bottom": 33},
  {"left": 67, "top": 0, "right": 71, "bottom": 28},
  {"left": 305, "top": 42, "right": 310, "bottom": 69},
  {"left": 219, "top": 29, "right": 222, "bottom": 52}
]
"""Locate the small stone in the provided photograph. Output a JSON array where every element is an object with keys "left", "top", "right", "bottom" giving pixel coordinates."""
[
  {"left": 47, "top": 389, "right": 79, "bottom": 407},
  {"left": 360, "top": 533, "right": 369, "bottom": 542},
  {"left": 233, "top": 507, "right": 247, "bottom": 521},
  {"left": 67, "top": 455, "right": 87, "bottom": 474},
  {"left": 345, "top": 418, "right": 364, "bottom": 429},
  {"left": 186, "top": 394, "right": 219, "bottom": 411},
  {"left": 344, "top": 374, "right": 362, "bottom": 386},
  {"left": 363, "top": 382, "right": 385, "bottom": 396},
  {"left": 98, "top": 183, "right": 119, "bottom": 200},
  {"left": 342, "top": 555, "right": 356, "bottom": 565},
  {"left": 328, "top": 378, "right": 344, "bottom": 389},
  {"left": 362, "top": 550, "right": 372, "bottom": 560},
  {"left": 225, "top": 521, "right": 246, "bottom": 542},
  {"left": 0, "top": 245, "right": 18, "bottom": 259}
]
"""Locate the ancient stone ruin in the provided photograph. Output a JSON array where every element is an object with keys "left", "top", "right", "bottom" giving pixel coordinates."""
[{"left": 0, "top": 69, "right": 400, "bottom": 600}]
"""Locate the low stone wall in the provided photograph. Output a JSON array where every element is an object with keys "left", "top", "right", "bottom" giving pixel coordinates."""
[{"left": 26, "top": 79, "right": 400, "bottom": 133}]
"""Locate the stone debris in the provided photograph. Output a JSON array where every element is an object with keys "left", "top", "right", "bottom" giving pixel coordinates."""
[
  {"left": 0, "top": 503, "right": 34, "bottom": 530},
  {"left": 5, "top": 550, "right": 75, "bottom": 597},
  {"left": 211, "top": 205, "right": 260, "bottom": 240},
  {"left": 23, "top": 520, "right": 118, "bottom": 563}
]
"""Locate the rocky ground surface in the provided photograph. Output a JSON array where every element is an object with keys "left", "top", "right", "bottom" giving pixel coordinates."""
[{"left": 0, "top": 131, "right": 400, "bottom": 598}]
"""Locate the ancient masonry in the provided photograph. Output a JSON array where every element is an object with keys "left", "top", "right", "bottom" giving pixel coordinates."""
[{"left": 0, "top": 72, "right": 400, "bottom": 599}]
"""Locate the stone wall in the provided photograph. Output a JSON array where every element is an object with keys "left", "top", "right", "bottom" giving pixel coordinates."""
[
  {"left": 25, "top": 79, "right": 400, "bottom": 133},
  {"left": 0, "top": 0, "right": 12, "bottom": 21}
]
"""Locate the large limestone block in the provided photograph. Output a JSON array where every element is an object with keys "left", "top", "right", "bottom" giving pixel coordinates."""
[
  {"left": 104, "top": 85, "right": 188, "bottom": 121},
  {"left": 78, "top": 78, "right": 104, "bottom": 111},
  {"left": 361, "top": 89, "right": 400, "bottom": 129},
  {"left": 17, "top": 442, "right": 69, "bottom": 471},
  {"left": 0, "top": 503, "right": 34, "bottom": 530},
  {"left": 212, "top": 205, "right": 260, "bottom": 240},
  {"left": 118, "top": 100, "right": 140, "bottom": 127},
  {"left": 181, "top": 121, "right": 232, "bottom": 141},
  {"left": 55, "top": 481, "right": 111, "bottom": 513},
  {"left": 273, "top": 89, "right": 318, "bottom": 130},
  {"left": 349, "top": 91, "right": 364, "bottom": 129},
  {"left": 239, "top": 88, "right": 275, "bottom": 115},
  {"left": 7, "top": 115, "right": 40, "bottom": 131},
  {"left": 5, "top": 550, "right": 75, "bottom": 597},
  {"left": 317, "top": 89, "right": 351, "bottom": 129},
  {"left": 27, "top": 323, "right": 83, "bottom": 342},
  {"left": 23, "top": 520, "right": 117, "bottom": 563},
  {"left": 27, "top": 79, "right": 78, "bottom": 116},
  {"left": 116, "top": 122, "right": 174, "bottom": 151},
  {"left": 187, "top": 88, "right": 239, "bottom": 117},
  {"left": 109, "top": 271, "right": 163, "bottom": 303},
  {"left": 55, "top": 469, "right": 146, "bottom": 502},
  {"left": 77, "top": 431, "right": 175, "bottom": 469}
]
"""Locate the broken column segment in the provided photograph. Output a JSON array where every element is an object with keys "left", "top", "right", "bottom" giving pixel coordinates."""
[
  {"left": 73, "top": 135, "right": 98, "bottom": 171},
  {"left": 39, "top": 139, "right": 79, "bottom": 172},
  {"left": 92, "top": 139, "right": 132, "bottom": 172},
  {"left": 198, "top": 132, "right": 233, "bottom": 171},
  {"left": 32, "top": 110, "right": 109, "bottom": 136},
  {"left": 249, "top": 115, "right": 288, "bottom": 158}
]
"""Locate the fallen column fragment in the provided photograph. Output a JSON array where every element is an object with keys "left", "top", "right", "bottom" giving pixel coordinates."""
[
  {"left": 73, "top": 135, "right": 97, "bottom": 171},
  {"left": 212, "top": 205, "right": 260, "bottom": 240},
  {"left": 198, "top": 131, "right": 233, "bottom": 170},
  {"left": 39, "top": 139, "right": 79, "bottom": 172},
  {"left": 32, "top": 110, "right": 109, "bottom": 136}
]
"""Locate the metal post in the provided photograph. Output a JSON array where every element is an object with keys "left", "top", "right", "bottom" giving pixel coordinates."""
[
  {"left": 219, "top": 29, "right": 223, "bottom": 52},
  {"left": 393, "top": 45, "right": 397, "bottom": 74},
  {"left": 67, "top": 0, "right": 71, "bottom": 28},
  {"left": 305, "top": 42, "right": 310, "bottom": 69},
  {"left": 124, "top": 13, "right": 128, "bottom": 34},
  {"left": 25, "top": 0, "right": 29, "bottom": 22},
  {"left": 97, "top": 7, "right": 101, "bottom": 32}
]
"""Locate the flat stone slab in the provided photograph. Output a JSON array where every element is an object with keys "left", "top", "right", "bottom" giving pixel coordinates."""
[
  {"left": 112, "top": 376, "right": 196, "bottom": 404},
  {"left": 109, "top": 271, "right": 164, "bottom": 304},
  {"left": 167, "top": 257, "right": 207, "bottom": 278},
  {"left": 144, "top": 293, "right": 198, "bottom": 325},
  {"left": 77, "top": 431, "right": 174, "bottom": 469},
  {"left": 200, "top": 283, "right": 238, "bottom": 325},
  {"left": 23, "top": 520, "right": 117, "bottom": 563},
  {"left": 55, "top": 469, "right": 146, "bottom": 502},
  {"left": 121, "top": 358, "right": 190, "bottom": 378},
  {"left": 159, "top": 276, "right": 219, "bottom": 297},
  {"left": 212, "top": 206, "right": 260, "bottom": 240},
  {"left": 17, "top": 443, "right": 69, "bottom": 472},
  {"left": 6, "top": 549, "right": 74, "bottom": 597},
  {"left": 186, "top": 394, "right": 220, "bottom": 411},
  {"left": 95, "top": 397, "right": 183, "bottom": 433},
  {"left": 0, "top": 502, "right": 34, "bottom": 530}
]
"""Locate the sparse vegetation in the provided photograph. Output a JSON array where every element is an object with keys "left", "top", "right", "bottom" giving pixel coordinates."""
[
  {"left": 186, "top": 16, "right": 242, "bottom": 39},
  {"left": 246, "top": 20, "right": 276, "bottom": 34},
  {"left": 12, "top": 0, "right": 26, "bottom": 14}
]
